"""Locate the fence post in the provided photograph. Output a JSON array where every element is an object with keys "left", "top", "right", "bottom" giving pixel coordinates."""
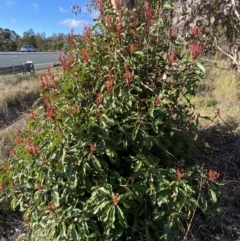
[
  {"left": 25, "top": 61, "right": 35, "bottom": 74},
  {"left": 22, "top": 63, "right": 26, "bottom": 76}
]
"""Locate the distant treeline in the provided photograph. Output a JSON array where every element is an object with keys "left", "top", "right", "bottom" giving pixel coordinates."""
[{"left": 0, "top": 28, "right": 82, "bottom": 51}]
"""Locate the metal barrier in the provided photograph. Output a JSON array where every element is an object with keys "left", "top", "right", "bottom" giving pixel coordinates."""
[
  {"left": 0, "top": 61, "right": 35, "bottom": 76},
  {"left": 25, "top": 61, "right": 35, "bottom": 74}
]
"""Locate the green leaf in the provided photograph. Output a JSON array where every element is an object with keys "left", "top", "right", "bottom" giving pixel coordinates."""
[
  {"left": 134, "top": 51, "right": 144, "bottom": 56},
  {"left": 61, "top": 148, "right": 66, "bottom": 163},
  {"left": 163, "top": 4, "right": 173, "bottom": 10},
  {"left": 104, "top": 205, "right": 116, "bottom": 224},
  {"left": 52, "top": 190, "right": 60, "bottom": 207},
  {"left": 102, "top": 114, "right": 115, "bottom": 124},
  {"left": 157, "top": 196, "right": 168, "bottom": 206},
  {"left": 149, "top": 107, "right": 154, "bottom": 117},
  {"left": 132, "top": 124, "right": 140, "bottom": 140},
  {"left": 93, "top": 200, "right": 112, "bottom": 214},
  {"left": 122, "top": 202, "right": 131, "bottom": 209},
  {"left": 85, "top": 176, "right": 92, "bottom": 192},
  {"left": 92, "top": 156, "right": 102, "bottom": 169},
  {"left": 209, "top": 189, "right": 217, "bottom": 203},
  {"left": 67, "top": 160, "right": 73, "bottom": 177},
  {"left": 199, "top": 195, "right": 208, "bottom": 211},
  {"left": 116, "top": 205, "right": 128, "bottom": 228},
  {"left": 71, "top": 228, "right": 79, "bottom": 241},
  {"left": 196, "top": 62, "right": 206, "bottom": 74},
  {"left": 98, "top": 187, "right": 112, "bottom": 197}
]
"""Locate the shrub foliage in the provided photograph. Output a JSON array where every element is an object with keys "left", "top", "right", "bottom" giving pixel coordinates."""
[{"left": 1, "top": 1, "right": 219, "bottom": 240}]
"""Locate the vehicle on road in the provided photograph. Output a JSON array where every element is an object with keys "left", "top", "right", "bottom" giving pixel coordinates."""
[{"left": 20, "top": 45, "right": 37, "bottom": 52}]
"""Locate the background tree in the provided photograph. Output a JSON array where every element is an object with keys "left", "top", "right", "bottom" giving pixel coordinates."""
[
  {"left": 22, "top": 28, "right": 37, "bottom": 48},
  {"left": 35, "top": 32, "right": 48, "bottom": 51},
  {"left": 0, "top": 28, "right": 19, "bottom": 51}
]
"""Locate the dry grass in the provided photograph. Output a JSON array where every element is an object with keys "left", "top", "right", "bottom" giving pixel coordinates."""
[
  {"left": 192, "top": 59, "right": 240, "bottom": 129},
  {"left": 0, "top": 73, "right": 43, "bottom": 165},
  {"left": 0, "top": 75, "right": 40, "bottom": 108},
  {"left": 187, "top": 59, "right": 240, "bottom": 241}
]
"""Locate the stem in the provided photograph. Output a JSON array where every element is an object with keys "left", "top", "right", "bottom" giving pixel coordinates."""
[{"left": 183, "top": 178, "right": 204, "bottom": 241}]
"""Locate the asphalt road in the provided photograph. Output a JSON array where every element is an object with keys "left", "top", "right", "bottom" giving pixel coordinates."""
[{"left": 0, "top": 52, "right": 62, "bottom": 70}]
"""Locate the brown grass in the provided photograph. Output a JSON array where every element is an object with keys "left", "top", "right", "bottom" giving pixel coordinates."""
[
  {"left": 0, "top": 73, "right": 42, "bottom": 165},
  {"left": 0, "top": 76, "right": 40, "bottom": 108},
  {"left": 193, "top": 59, "right": 240, "bottom": 129},
  {"left": 186, "top": 59, "right": 240, "bottom": 241}
]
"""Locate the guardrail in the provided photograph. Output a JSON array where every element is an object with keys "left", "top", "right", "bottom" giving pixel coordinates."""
[{"left": 0, "top": 61, "right": 35, "bottom": 76}]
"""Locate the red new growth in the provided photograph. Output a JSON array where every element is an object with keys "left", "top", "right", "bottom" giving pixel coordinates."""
[
  {"left": 83, "top": 25, "right": 91, "bottom": 40},
  {"left": 25, "top": 137, "right": 39, "bottom": 155},
  {"left": 191, "top": 26, "right": 202, "bottom": 39},
  {"left": 105, "top": 71, "right": 114, "bottom": 93},
  {"left": 9, "top": 148, "right": 15, "bottom": 157},
  {"left": 46, "top": 106, "right": 56, "bottom": 119},
  {"left": 95, "top": 92, "right": 102, "bottom": 106},
  {"left": 168, "top": 52, "right": 175, "bottom": 66},
  {"left": 177, "top": 168, "right": 184, "bottom": 180},
  {"left": 208, "top": 169, "right": 220, "bottom": 180},
  {"left": 36, "top": 182, "right": 43, "bottom": 190},
  {"left": 58, "top": 54, "right": 71, "bottom": 71},
  {"left": 170, "top": 27, "right": 178, "bottom": 41},
  {"left": 125, "top": 65, "right": 133, "bottom": 85},
  {"left": 69, "top": 107, "right": 79, "bottom": 115},
  {"left": 15, "top": 137, "right": 23, "bottom": 144},
  {"left": 30, "top": 111, "right": 36, "bottom": 120},
  {"left": 67, "top": 29, "right": 76, "bottom": 48},
  {"left": 144, "top": 0, "right": 153, "bottom": 31},
  {"left": 90, "top": 143, "right": 95, "bottom": 153},
  {"left": 3, "top": 164, "right": 10, "bottom": 171},
  {"left": 112, "top": 0, "right": 120, "bottom": 9},
  {"left": 105, "top": 15, "right": 113, "bottom": 26},
  {"left": 81, "top": 48, "right": 89, "bottom": 64},
  {"left": 92, "top": 0, "right": 104, "bottom": 16},
  {"left": 47, "top": 202, "right": 56, "bottom": 212},
  {"left": 190, "top": 43, "right": 206, "bottom": 61},
  {"left": 116, "top": 10, "right": 123, "bottom": 38},
  {"left": 112, "top": 194, "right": 119, "bottom": 205},
  {"left": 130, "top": 43, "right": 135, "bottom": 53}
]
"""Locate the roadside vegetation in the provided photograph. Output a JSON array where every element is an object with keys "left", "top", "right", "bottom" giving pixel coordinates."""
[
  {"left": 0, "top": 1, "right": 240, "bottom": 241},
  {"left": 0, "top": 74, "right": 39, "bottom": 164},
  {"left": 0, "top": 27, "right": 83, "bottom": 52},
  {"left": 0, "top": 70, "right": 61, "bottom": 164},
  {"left": 0, "top": 55, "right": 239, "bottom": 241}
]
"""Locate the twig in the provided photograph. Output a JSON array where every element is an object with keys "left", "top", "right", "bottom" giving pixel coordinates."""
[
  {"left": 140, "top": 82, "right": 156, "bottom": 94},
  {"left": 218, "top": 115, "right": 233, "bottom": 134},
  {"left": 215, "top": 41, "right": 239, "bottom": 70},
  {"left": 183, "top": 179, "right": 204, "bottom": 241},
  {"left": 230, "top": 0, "right": 240, "bottom": 21}
]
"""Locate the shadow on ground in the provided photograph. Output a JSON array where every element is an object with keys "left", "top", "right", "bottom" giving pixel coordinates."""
[{"left": 189, "top": 119, "right": 240, "bottom": 241}]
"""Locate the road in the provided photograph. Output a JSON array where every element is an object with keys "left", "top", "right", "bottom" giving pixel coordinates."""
[{"left": 0, "top": 52, "right": 62, "bottom": 70}]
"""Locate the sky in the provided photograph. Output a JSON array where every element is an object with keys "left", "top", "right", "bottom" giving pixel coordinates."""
[{"left": 0, "top": 0, "right": 96, "bottom": 37}]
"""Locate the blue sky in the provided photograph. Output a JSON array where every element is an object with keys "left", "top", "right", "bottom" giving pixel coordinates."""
[{"left": 0, "top": 0, "right": 95, "bottom": 37}]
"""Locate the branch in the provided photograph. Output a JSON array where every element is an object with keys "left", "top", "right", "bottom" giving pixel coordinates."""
[
  {"left": 140, "top": 82, "right": 156, "bottom": 94},
  {"left": 230, "top": 0, "right": 240, "bottom": 21},
  {"left": 214, "top": 39, "right": 240, "bottom": 70}
]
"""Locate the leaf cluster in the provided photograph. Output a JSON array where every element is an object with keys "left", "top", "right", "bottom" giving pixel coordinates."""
[{"left": 0, "top": 1, "right": 220, "bottom": 240}]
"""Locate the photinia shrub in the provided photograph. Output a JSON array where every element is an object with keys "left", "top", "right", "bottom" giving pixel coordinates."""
[{"left": 0, "top": 1, "right": 220, "bottom": 240}]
